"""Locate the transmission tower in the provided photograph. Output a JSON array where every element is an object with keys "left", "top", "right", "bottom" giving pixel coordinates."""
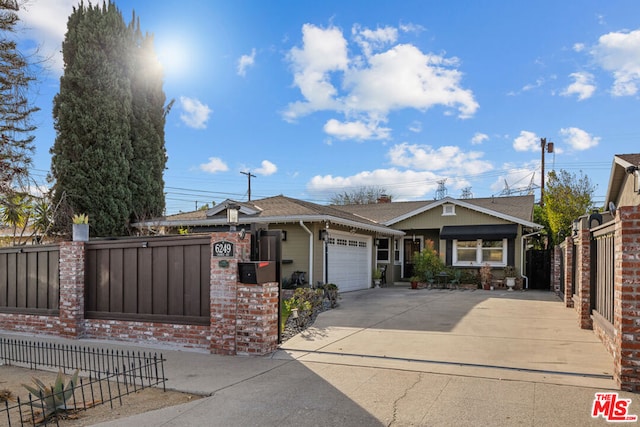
[
  {"left": 460, "top": 187, "right": 473, "bottom": 199},
  {"left": 435, "top": 179, "right": 448, "bottom": 200}
]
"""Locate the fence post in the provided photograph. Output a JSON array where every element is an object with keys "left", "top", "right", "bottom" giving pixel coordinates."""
[
  {"left": 552, "top": 244, "right": 561, "bottom": 296},
  {"left": 573, "top": 220, "right": 592, "bottom": 329},
  {"left": 614, "top": 205, "right": 640, "bottom": 392},
  {"left": 209, "top": 231, "right": 250, "bottom": 355},
  {"left": 563, "top": 237, "right": 574, "bottom": 308},
  {"left": 58, "top": 241, "right": 86, "bottom": 338}
]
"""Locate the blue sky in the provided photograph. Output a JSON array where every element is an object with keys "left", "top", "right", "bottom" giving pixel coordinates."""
[{"left": 16, "top": 1, "right": 640, "bottom": 214}]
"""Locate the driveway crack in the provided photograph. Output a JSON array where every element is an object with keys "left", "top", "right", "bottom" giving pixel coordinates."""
[{"left": 388, "top": 372, "right": 423, "bottom": 427}]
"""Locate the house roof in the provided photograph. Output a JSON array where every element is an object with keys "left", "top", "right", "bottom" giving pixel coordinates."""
[
  {"left": 605, "top": 153, "right": 640, "bottom": 207},
  {"left": 134, "top": 195, "right": 405, "bottom": 237},
  {"left": 336, "top": 195, "right": 542, "bottom": 229}
]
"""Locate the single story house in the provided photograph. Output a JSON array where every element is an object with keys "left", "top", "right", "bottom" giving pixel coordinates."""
[
  {"left": 134, "top": 194, "right": 542, "bottom": 291},
  {"left": 604, "top": 153, "right": 640, "bottom": 210}
]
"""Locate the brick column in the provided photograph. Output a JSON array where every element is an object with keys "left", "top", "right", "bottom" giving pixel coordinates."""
[
  {"left": 614, "top": 206, "right": 640, "bottom": 392},
  {"left": 58, "top": 241, "right": 86, "bottom": 338},
  {"left": 552, "top": 244, "right": 561, "bottom": 296},
  {"left": 236, "top": 282, "right": 279, "bottom": 355},
  {"left": 574, "top": 223, "right": 592, "bottom": 329},
  {"left": 210, "top": 232, "right": 250, "bottom": 355},
  {"left": 564, "top": 237, "right": 574, "bottom": 308}
]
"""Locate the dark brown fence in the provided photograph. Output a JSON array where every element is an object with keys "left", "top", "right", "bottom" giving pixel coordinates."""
[
  {"left": 591, "top": 222, "right": 616, "bottom": 325},
  {"left": 0, "top": 244, "right": 59, "bottom": 314},
  {"left": 85, "top": 235, "right": 211, "bottom": 324}
]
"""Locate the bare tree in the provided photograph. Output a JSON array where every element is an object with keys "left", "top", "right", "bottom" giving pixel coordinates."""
[{"left": 330, "top": 186, "right": 392, "bottom": 205}]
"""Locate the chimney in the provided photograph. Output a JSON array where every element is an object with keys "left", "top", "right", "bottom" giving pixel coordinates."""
[{"left": 377, "top": 194, "right": 391, "bottom": 203}]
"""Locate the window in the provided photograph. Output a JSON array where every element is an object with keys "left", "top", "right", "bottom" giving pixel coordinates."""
[
  {"left": 452, "top": 239, "right": 507, "bottom": 266},
  {"left": 442, "top": 204, "right": 456, "bottom": 216},
  {"left": 377, "top": 238, "right": 390, "bottom": 262},
  {"left": 394, "top": 239, "right": 400, "bottom": 263}
]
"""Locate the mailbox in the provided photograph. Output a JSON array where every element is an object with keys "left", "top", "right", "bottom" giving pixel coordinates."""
[{"left": 238, "top": 261, "right": 276, "bottom": 284}]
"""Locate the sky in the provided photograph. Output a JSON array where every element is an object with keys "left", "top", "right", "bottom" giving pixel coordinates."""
[{"left": 14, "top": 0, "right": 640, "bottom": 214}]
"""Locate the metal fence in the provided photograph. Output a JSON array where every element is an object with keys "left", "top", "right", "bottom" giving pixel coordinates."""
[
  {"left": 0, "top": 338, "right": 166, "bottom": 426},
  {"left": 0, "top": 245, "right": 59, "bottom": 314},
  {"left": 85, "top": 235, "right": 211, "bottom": 325}
]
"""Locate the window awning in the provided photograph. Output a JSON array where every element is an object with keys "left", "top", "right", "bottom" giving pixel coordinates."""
[{"left": 440, "top": 224, "right": 518, "bottom": 240}]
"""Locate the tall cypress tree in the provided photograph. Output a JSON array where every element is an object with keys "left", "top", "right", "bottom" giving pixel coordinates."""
[
  {"left": 129, "top": 15, "right": 168, "bottom": 221},
  {"left": 51, "top": 1, "right": 169, "bottom": 235},
  {"left": 0, "top": 0, "right": 38, "bottom": 196}
]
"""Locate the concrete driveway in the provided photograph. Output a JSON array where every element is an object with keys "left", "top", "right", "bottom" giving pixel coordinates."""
[{"left": 277, "top": 287, "right": 615, "bottom": 389}]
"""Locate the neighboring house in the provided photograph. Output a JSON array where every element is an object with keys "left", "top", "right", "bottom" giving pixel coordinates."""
[
  {"left": 604, "top": 153, "right": 640, "bottom": 210},
  {"left": 134, "top": 195, "right": 404, "bottom": 292},
  {"left": 338, "top": 195, "right": 543, "bottom": 284},
  {"left": 135, "top": 193, "right": 542, "bottom": 291}
]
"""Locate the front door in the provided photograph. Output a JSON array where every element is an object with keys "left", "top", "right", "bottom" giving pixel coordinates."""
[{"left": 403, "top": 239, "right": 421, "bottom": 278}]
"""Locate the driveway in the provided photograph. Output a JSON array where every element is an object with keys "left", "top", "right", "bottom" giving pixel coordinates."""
[{"left": 278, "top": 287, "right": 615, "bottom": 389}]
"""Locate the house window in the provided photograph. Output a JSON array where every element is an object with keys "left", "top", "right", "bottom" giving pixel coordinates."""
[
  {"left": 452, "top": 239, "right": 507, "bottom": 266},
  {"left": 394, "top": 239, "right": 400, "bottom": 263},
  {"left": 442, "top": 204, "right": 456, "bottom": 216},
  {"left": 377, "top": 238, "right": 390, "bottom": 262}
]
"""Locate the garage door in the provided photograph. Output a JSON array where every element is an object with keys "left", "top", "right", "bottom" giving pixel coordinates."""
[{"left": 327, "top": 232, "right": 371, "bottom": 292}]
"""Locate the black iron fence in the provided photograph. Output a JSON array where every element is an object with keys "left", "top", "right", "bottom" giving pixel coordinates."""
[{"left": 0, "top": 338, "right": 167, "bottom": 426}]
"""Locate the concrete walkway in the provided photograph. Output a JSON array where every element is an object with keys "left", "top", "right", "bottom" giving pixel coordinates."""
[{"left": 3, "top": 288, "right": 637, "bottom": 426}]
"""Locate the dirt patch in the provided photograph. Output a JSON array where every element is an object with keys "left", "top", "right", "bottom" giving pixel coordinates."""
[{"left": 0, "top": 365, "right": 202, "bottom": 426}]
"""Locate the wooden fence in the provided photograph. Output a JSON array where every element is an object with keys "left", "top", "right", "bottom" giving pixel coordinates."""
[
  {"left": 591, "top": 222, "right": 616, "bottom": 325},
  {"left": 85, "top": 236, "right": 211, "bottom": 325},
  {"left": 0, "top": 244, "right": 59, "bottom": 314}
]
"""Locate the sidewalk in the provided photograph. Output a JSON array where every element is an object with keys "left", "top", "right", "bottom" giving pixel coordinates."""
[{"left": 2, "top": 288, "right": 638, "bottom": 426}]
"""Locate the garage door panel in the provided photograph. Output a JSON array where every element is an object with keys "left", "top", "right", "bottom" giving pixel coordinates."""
[{"left": 327, "top": 234, "right": 370, "bottom": 292}]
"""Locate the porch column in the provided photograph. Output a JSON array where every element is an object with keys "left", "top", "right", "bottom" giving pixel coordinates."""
[{"left": 614, "top": 205, "right": 640, "bottom": 392}]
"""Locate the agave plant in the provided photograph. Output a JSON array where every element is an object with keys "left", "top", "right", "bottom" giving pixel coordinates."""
[{"left": 22, "top": 369, "right": 79, "bottom": 418}]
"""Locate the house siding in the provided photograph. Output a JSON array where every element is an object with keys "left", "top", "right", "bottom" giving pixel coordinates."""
[
  {"left": 280, "top": 224, "right": 311, "bottom": 283},
  {"left": 393, "top": 205, "right": 513, "bottom": 229},
  {"left": 617, "top": 173, "right": 640, "bottom": 207}
]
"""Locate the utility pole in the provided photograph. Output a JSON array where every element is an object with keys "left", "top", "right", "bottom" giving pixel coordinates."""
[
  {"left": 240, "top": 171, "right": 256, "bottom": 201},
  {"left": 540, "top": 138, "right": 554, "bottom": 207}
]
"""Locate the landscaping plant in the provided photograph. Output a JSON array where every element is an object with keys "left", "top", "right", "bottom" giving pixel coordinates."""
[{"left": 22, "top": 369, "right": 79, "bottom": 421}]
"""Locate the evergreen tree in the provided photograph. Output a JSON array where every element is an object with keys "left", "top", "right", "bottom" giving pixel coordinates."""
[
  {"left": 0, "top": 0, "right": 38, "bottom": 196},
  {"left": 51, "top": 2, "right": 169, "bottom": 235},
  {"left": 129, "top": 15, "right": 169, "bottom": 221}
]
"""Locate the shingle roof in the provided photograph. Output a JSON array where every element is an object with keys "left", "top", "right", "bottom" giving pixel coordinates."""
[{"left": 335, "top": 195, "right": 536, "bottom": 224}]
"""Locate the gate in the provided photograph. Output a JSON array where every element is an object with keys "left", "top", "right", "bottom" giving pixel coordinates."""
[
  {"left": 85, "top": 235, "right": 211, "bottom": 324},
  {"left": 591, "top": 222, "right": 615, "bottom": 324},
  {"left": 526, "top": 249, "right": 551, "bottom": 290}
]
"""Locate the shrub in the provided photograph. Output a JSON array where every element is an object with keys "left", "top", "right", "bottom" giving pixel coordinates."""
[{"left": 413, "top": 240, "right": 444, "bottom": 281}]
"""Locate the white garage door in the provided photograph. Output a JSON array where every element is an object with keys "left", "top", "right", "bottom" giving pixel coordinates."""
[{"left": 327, "top": 232, "right": 372, "bottom": 292}]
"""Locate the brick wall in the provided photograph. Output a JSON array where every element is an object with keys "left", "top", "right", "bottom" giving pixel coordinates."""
[
  {"left": 614, "top": 205, "right": 640, "bottom": 392},
  {"left": 563, "top": 238, "right": 574, "bottom": 308},
  {"left": 573, "top": 225, "right": 592, "bottom": 329},
  {"left": 0, "top": 232, "right": 279, "bottom": 357}
]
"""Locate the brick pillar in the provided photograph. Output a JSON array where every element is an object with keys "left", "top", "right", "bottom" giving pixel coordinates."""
[
  {"left": 564, "top": 237, "right": 574, "bottom": 308},
  {"left": 552, "top": 245, "right": 561, "bottom": 296},
  {"left": 236, "top": 282, "right": 279, "bottom": 355},
  {"left": 58, "top": 241, "right": 86, "bottom": 338},
  {"left": 614, "top": 205, "right": 640, "bottom": 392},
  {"left": 210, "top": 232, "right": 250, "bottom": 355},
  {"left": 574, "top": 224, "right": 592, "bottom": 329}
]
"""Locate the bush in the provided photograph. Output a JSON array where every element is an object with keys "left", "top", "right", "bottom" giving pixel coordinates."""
[{"left": 413, "top": 240, "right": 444, "bottom": 281}]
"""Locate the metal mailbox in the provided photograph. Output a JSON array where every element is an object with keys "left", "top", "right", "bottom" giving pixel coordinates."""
[{"left": 238, "top": 261, "right": 276, "bottom": 284}]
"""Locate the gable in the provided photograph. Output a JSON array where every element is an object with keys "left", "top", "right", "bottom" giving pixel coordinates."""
[{"left": 392, "top": 203, "right": 514, "bottom": 229}]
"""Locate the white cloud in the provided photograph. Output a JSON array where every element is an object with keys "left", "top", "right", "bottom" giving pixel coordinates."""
[
  {"left": 408, "top": 121, "right": 422, "bottom": 133},
  {"left": 255, "top": 160, "right": 278, "bottom": 176},
  {"left": 179, "top": 96, "right": 212, "bottom": 129},
  {"left": 560, "top": 127, "right": 600, "bottom": 150},
  {"left": 237, "top": 48, "right": 256, "bottom": 77},
  {"left": 17, "top": 0, "right": 77, "bottom": 74},
  {"left": 199, "top": 157, "right": 229, "bottom": 173},
  {"left": 388, "top": 143, "right": 492, "bottom": 176},
  {"left": 307, "top": 168, "right": 442, "bottom": 200},
  {"left": 561, "top": 72, "right": 596, "bottom": 100},
  {"left": 471, "top": 132, "right": 488, "bottom": 145},
  {"left": 573, "top": 43, "right": 586, "bottom": 52},
  {"left": 513, "top": 130, "right": 540, "bottom": 152},
  {"left": 489, "top": 161, "right": 540, "bottom": 194},
  {"left": 284, "top": 24, "right": 478, "bottom": 140},
  {"left": 323, "top": 118, "right": 390, "bottom": 140},
  {"left": 591, "top": 29, "right": 640, "bottom": 96}
]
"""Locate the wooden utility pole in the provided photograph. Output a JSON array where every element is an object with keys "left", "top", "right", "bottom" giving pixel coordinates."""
[
  {"left": 240, "top": 171, "right": 256, "bottom": 201},
  {"left": 540, "top": 138, "right": 546, "bottom": 207}
]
